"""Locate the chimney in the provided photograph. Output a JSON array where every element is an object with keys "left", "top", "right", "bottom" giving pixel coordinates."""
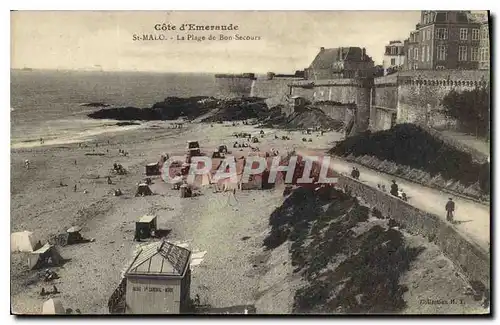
[
  {"left": 362, "top": 48, "right": 366, "bottom": 60},
  {"left": 320, "top": 47, "right": 325, "bottom": 52}
]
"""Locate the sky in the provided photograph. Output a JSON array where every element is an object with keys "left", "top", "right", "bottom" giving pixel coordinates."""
[{"left": 11, "top": 11, "right": 426, "bottom": 73}]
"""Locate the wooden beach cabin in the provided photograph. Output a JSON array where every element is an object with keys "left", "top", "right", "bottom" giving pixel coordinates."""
[
  {"left": 135, "top": 215, "right": 158, "bottom": 240},
  {"left": 124, "top": 240, "right": 192, "bottom": 314}
]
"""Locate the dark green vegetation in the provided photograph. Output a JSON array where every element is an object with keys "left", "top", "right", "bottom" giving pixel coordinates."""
[
  {"left": 330, "top": 123, "right": 490, "bottom": 194},
  {"left": 264, "top": 186, "right": 424, "bottom": 313},
  {"left": 442, "top": 88, "right": 490, "bottom": 139}
]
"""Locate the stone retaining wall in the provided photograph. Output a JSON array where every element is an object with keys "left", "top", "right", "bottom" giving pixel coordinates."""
[{"left": 337, "top": 176, "right": 490, "bottom": 289}]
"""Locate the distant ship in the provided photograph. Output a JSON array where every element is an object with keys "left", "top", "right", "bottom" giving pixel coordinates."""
[
  {"left": 21, "top": 67, "right": 33, "bottom": 71},
  {"left": 214, "top": 73, "right": 257, "bottom": 98}
]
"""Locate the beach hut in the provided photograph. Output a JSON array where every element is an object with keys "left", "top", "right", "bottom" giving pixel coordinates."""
[
  {"left": 11, "top": 231, "right": 41, "bottom": 253},
  {"left": 124, "top": 240, "right": 192, "bottom": 314},
  {"left": 145, "top": 163, "right": 160, "bottom": 176},
  {"left": 135, "top": 215, "right": 157, "bottom": 240},
  {"left": 42, "top": 298, "right": 65, "bottom": 315}
]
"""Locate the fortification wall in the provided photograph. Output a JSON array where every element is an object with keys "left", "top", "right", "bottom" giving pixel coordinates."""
[
  {"left": 373, "top": 75, "right": 398, "bottom": 109},
  {"left": 337, "top": 176, "right": 490, "bottom": 289},
  {"left": 397, "top": 71, "right": 489, "bottom": 128},
  {"left": 252, "top": 78, "right": 296, "bottom": 107},
  {"left": 373, "top": 107, "right": 394, "bottom": 131},
  {"left": 314, "top": 103, "right": 349, "bottom": 122},
  {"left": 215, "top": 77, "right": 255, "bottom": 98},
  {"left": 370, "top": 70, "right": 490, "bottom": 130},
  {"left": 289, "top": 79, "right": 360, "bottom": 104}
]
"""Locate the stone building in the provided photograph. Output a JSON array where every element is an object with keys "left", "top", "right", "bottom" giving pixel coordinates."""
[
  {"left": 404, "top": 11, "right": 484, "bottom": 70},
  {"left": 382, "top": 40, "right": 405, "bottom": 75},
  {"left": 304, "top": 47, "right": 374, "bottom": 80}
]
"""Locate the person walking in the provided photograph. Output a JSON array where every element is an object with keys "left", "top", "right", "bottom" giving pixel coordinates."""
[
  {"left": 390, "top": 180, "right": 399, "bottom": 197},
  {"left": 446, "top": 198, "right": 455, "bottom": 223},
  {"left": 354, "top": 167, "right": 360, "bottom": 180},
  {"left": 351, "top": 167, "right": 357, "bottom": 179}
]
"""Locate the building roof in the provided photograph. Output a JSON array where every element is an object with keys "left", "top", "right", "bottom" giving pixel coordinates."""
[
  {"left": 125, "top": 240, "right": 191, "bottom": 277},
  {"left": 308, "top": 47, "right": 372, "bottom": 70}
]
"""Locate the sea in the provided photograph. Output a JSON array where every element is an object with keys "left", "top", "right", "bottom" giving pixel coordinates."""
[{"left": 10, "top": 70, "right": 218, "bottom": 148}]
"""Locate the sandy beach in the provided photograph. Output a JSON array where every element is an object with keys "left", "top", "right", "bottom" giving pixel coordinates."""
[{"left": 10, "top": 121, "right": 323, "bottom": 314}]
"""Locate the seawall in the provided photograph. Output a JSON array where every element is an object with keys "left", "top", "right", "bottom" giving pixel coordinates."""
[
  {"left": 282, "top": 70, "right": 490, "bottom": 132},
  {"left": 337, "top": 175, "right": 490, "bottom": 290},
  {"left": 215, "top": 76, "right": 255, "bottom": 98}
]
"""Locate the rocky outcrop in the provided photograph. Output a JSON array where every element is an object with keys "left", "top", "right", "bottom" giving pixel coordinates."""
[
  {"left": 81, "top": 102, "right": 110, "bottom": 107},
  {"left": 260, "top": 105, "right": 344, "bottom": 131},
  {"left": 201, "top": 97, "right": 268, "bottom": 122},
  {"left": 87, "top": 96, "right": 217, "bottom": 121}
]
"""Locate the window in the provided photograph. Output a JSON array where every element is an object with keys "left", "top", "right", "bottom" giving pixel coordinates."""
[
  {"left": 481, "top": 48, "right": 490, "bottom": 61},
  {"left": 457, "top": 12, "right": 469, "bottom": 23},
  {"left": 414, "top": 48, "right": 419, "bottom": 61},
  {"left": 427, "top": 46, "right": 431, "bottom": 62},
  {"left": 436, "top": 28, "right": 448, "bottom": 40},
  {"left": 481, "top": 28, "right": 489, "bottom": 40},
  {"left": 422, "top": 46, "right": 425, "bottom": 62},
  {"left": 458, "top": 46, "right": 468, "bottom": 61},
  {"left": 390, "top": 47, "right": 397, "bottom": 55},
  {"left": 472, "top": 29, "right": 479, "bottom": 40},
  {"left": 390, "top": 58, "right": 396, "bottom": 66},
  {"left": 412, "top": 32, "right": 419, "bottom": 43},
  {"left": 436, "top": 12, "right": 448, "bottom": 22},
  {"left": 471, "top": 48, "right": 479, "bottom": 61},
  {"left": 409, "top": 48, "right": 413, "bottom": 59},
  {"left": 460, "top": 28, "right": 468, "bottom": 40},
  {"left": 438, "top": 45, "right": 447, "bottom": 61},
  {"left": 426, "top": 29, "right": 432, "bottom": 40}
]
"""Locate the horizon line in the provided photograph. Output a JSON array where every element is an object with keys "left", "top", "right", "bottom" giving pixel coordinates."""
[{"left": 10, "top": 67, "right": 294, "bottom": 75}]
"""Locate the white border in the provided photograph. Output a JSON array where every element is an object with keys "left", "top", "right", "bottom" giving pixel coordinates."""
[{"left": 3, "top": 1, "right": 498, "bottom": 325}]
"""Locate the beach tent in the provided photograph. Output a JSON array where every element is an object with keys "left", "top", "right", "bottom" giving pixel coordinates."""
[
  {"left": 67, "top": 226, "right": 84, "bottom": 245},
  {"left": 11, "top": 231, "right": 41, "bottom": 253},
  {"left": 28, "top": 244, "right": 63, "bottom": 270},
  {"left": 135, "top": 183, "right": 152, "bottom": 197},
  {"left": 42, "top": 298, "right": 65, "bottom": 315}
]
